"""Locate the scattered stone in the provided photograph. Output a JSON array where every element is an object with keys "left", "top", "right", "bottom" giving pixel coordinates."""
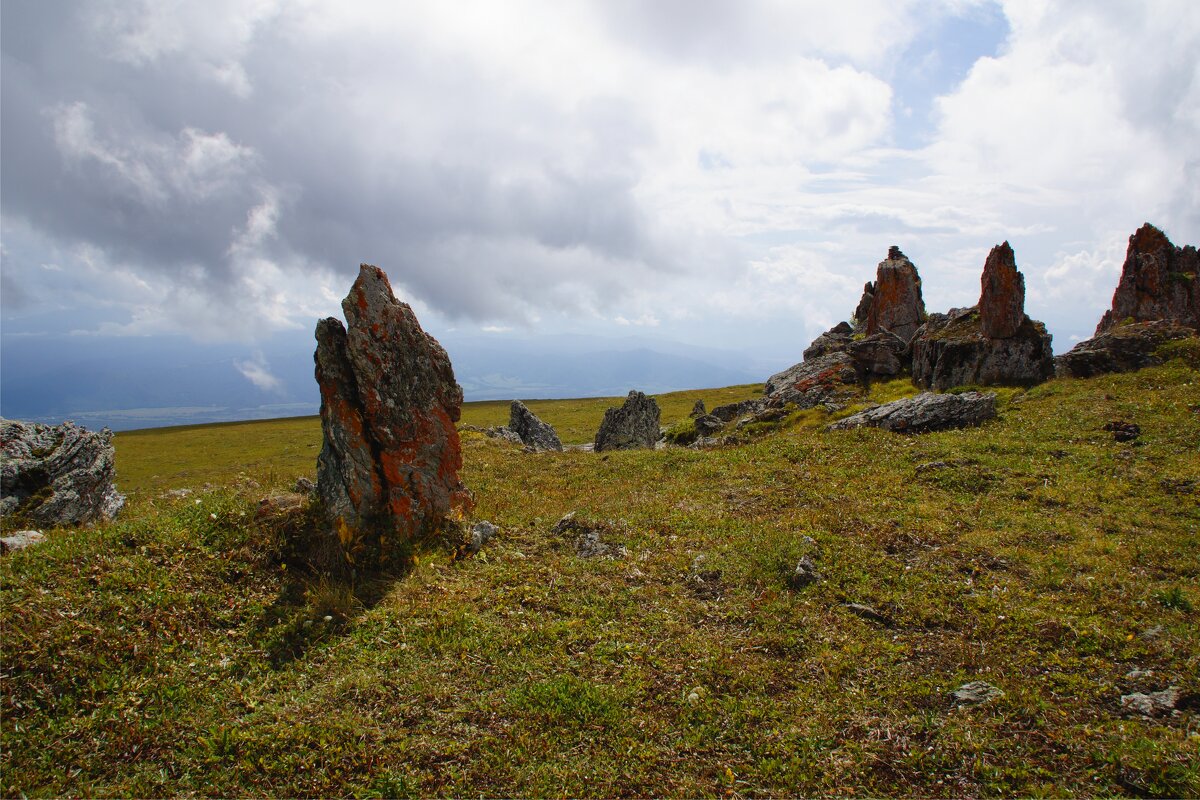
[
  {"left": 1054, "top": 320, "right": 1196, "bottom": 378},
  {"left": 553, "top": 513, "right": 624, "bottom": 559},
  {"left": 951, "top": 681, "right": 1004, "bottom": 707},
  {"left": 1125, "top": 668, "right": 1153, "bottom": 680},
  {"left": 1121, "top": 686, "right": 1182, "bottom": 717},
  {"left": 979, "top": 241, "right": 1027, "bottom": 338},
  {"left": 457, "top": 520, "right": 498, "bottom": 559},
  {"left": 843, "top": 602, "right": 891, "bottom": 625},
  {"left": 829, "top": 391, "right": 997, "bottom": 434},
  {"left": 765, "top": 352, "right": 860, "bottom": 409},
  {"left": 864, "top": 246, "right": 927, "bottom": 343},
  {"left": 1104, "top": 420, "right": 1141, "bottom": 442},
  {"left": 915, "top": 460, "right": 953, "bottom": 474},
  {"left": 508, "top": 401, "right": 563, "bottom": 452},
  {"left": 481, "top": 426, "right": 524, "bottom": 445},
  {"left": 594, "top": 391, "right": 661, "bottom": 451},
  {"left": 1096, "top": 223, "right": 1199, "bottom": 334},
  {"left": 737, "top": 407, "right": 790, "bottom": 429},
  {"left": 690, "top": 436, "right": 725, "bottom": 449},
  {"left": 314, "top": 264, "right": 471, "bottom": 572},
  {"left": 710, "top": 398, "right": 768, "bottom": 423},
  {"left": 689, "top": 400, "right": 707, "bottom": 418},
  {"left": 803, "top": 321, "right": 855, "bottom": 360},
  {"left": 0, "top": 530, "right": 46, "bottom": 554},
  {"left": 293, "top": 477, "right": 317, "bottom": 495},
  {"left": 0, "top": 418, "right": 125, "bottom": 527},
  {"left": 688, "top": 555, "right": 724, "bottom": 600},
  {"left": 785, "top": 555, "right": 821, "bottom": 590},
  {"left": 693, "top": 414, "right": 725, "bottom": 437}
]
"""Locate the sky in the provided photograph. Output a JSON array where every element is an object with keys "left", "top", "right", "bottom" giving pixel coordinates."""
[{"left": 2, "top": 0, "right": 1199, "bottom": 426}]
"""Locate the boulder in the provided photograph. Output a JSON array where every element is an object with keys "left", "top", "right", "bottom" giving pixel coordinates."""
[
  {"left": 0, "top": 419, "right": 125, "bottom": 527},
  {"left": 594, "top": 391, "right": 661, "bottom": 451},
  {"left": 314, "top": 264, "right": 471, "bottom": 572},
  {"left": 803, "top": 321, "right": 854, "bottom": 360},
  {"left": 1, "top": 530, "right": 46, "bottom": 554},
  {"left": 1097, "top": 223, "right": 1199, "bottom": 334},
  {"left": 864, "top": 246, "right": 927, "bottom": 343},
  {"left": 847, "top": 331, "right": 907, "bottom": 378},
  {"left": 764, "top": 352, "right": 860, "bottom": 408},
  {"left": 1055, "top": 320, "right": 1196, "bottom": 378},
  {"left": 980, "top": 242, "right": 1026, "bottom": 338},
  {"left": 828, "top": 391, "right": 997, "bottom": 434},
  {"left": 508, "top": 401, "right": 563, "bottom": 452},
  {"left": 693, "top": 414, "right": 725, "bottom": 437},
  {"left": 710, "top": 398, "right": 767, "bottom": 423}
]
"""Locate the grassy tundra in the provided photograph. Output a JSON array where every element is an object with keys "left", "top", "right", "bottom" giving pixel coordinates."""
[{"left": 2, "top": 359, "right": 1198, "bottom": 797}]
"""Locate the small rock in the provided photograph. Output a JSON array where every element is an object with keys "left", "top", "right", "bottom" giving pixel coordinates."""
[
  {"left": 163, "top": 488, "right": 193, "bottom": 499},
  {"left": 1139, "top": 625, "right": 1165, "bottom": 640},
  {"left": 951, "top": 681, "right": 1004, "bottom": 707},
  {"left": 256, "top": 492, "right": 306, "bottom": 519},
  {"left": 710, "top": 399, "right": 768, "bottom": 423},
  {"left": 1125, "top": 668, "right": 1153, "bottom": 680},
  {"left": 1104, "top": 420, "right": 1141, "bottom": 442},
  {"left": 0, "top": 530, "right": 46, "bottom": 553},
  {"left": 293, "top": 477, "right": 317, "bottom": 494},
  {"left": 459, "top": 521, "right": 498, "bottom": 558},
  {"left": 693, "top": 414, "right": 725, "bottom": 437},
  {"left": 785, "top": 555, "right": 821, "bottom": 590},
  {"left": 688, "top": 555, "right": 724, "bottom": 600},
  {"left": 843, "top": 602, "right": 891, "bottom": 625},
  {"left": 1121, "top": 686, "right": 1182, "bottom": 717}
]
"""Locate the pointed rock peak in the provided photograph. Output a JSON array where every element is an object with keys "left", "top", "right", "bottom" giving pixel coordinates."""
[
  {"left": 1096, "top": 223, "right": 1199, "bottom": 334},
  {"left": 1130, "top": 222, "right": 1170, "bottom": 254},
  {"left": 865, "top": 247, "right": 926, "bottom": 343},
  {"left": 980, "top": 241, "right": 1026, "bottom": 339}
]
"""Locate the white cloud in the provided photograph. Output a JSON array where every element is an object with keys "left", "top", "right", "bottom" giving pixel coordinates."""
[{"left": 234, "top": 352, "right": 283, "bottom": 393}]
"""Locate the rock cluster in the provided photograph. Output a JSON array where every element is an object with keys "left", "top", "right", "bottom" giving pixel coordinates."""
[
  {"left": 910, "top": 243, "right": 1054, "bottom": 390},
  {"left": 828, "top": 391, "right": 997, "bottom": 434},
  {"left": 0, "top": 419, "right": 125, "bottom": 527},
  {"left": 1096, "top": 223, "right": 1199, "bottom": 334},
  {"left": 594, "top": 391, "right": 661, "bottom": 451},
  {"left": 314, "top": 264, "right": 471, "bottom": 572},
  {"left": 1056, "top": 320, "right": 1195, "bottom": 378}
]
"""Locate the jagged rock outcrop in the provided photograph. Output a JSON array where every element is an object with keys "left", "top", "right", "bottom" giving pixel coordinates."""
[
  {"left": 828, "top": 391, "right": 997, "bottom": 434},
  {"left": 803, "top": 321, "right": 854, "bottom": 361},
  {"left": 1055, "top": 320, "right": 1196, "bottom": 378},
  {"left": 1097, "top": 223, "right": 1199, "bottom": 334},
  {"left": 911, "top": 244, "right": 1054, "bottom": 390},
  {"left": 0, "top": 419, "right": 125, "bottom": 527},
  {"left": 864, "top": 247, "right": 927, "bottom": 343},
  {"left": 764, "top": 352, "right": 861, "bottom": 409},
  {"left": 508, "top": 401, "right": 563, "bottom": 452},
  {"left": 314, "top": 264, "right": 471, "bottom": 571},
  {"left": 594, "top": 391, "right": 661, "bottom": 451}
]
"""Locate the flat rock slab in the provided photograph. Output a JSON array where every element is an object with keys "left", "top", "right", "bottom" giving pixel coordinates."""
[
  {"left": 951, "top": 681, "right": 1004, "bottom": 707},
  {"left": 829, "top": 391, "right": 997, "bottom": 434},
  {"left": 1, "top": 530, "right": 46, "bottom": 553}
]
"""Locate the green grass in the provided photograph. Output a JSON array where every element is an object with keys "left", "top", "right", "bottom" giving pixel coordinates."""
[{"left": 3, "top": 365, "right": 1198, "bottom": 797}]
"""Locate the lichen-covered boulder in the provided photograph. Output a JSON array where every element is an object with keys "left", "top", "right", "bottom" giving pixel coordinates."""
[
  {"left": 594, "top": 391, "right": 660, "bottom": 451},
  {"left": 1055, "top": 320, "right": 1196, "bottom": 378},
  {"left": 765, "top": 352, "right": 861, "bottom": 408},
  {"left": 0, "top": 419, "right": 125, "bottom": 527},
  {"left": 864, "top": 246, "right": 927, "bottom": 343},
  {"left": 509, "top": 400, "right": 563, "bottom": 452},
  {"left": 314, "top": 264, "right": 471, "bottom": 572},
  {"left": 828, "top": 391, "right": 997, "bottom": 434},
  {"left": 1096, "top": 223, "right": 1199, "bottom": 334}
]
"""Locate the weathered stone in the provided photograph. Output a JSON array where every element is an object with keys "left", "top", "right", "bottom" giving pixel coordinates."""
[
  {"left": 951, "top": 681, "right": 1004, "bottom": 707},
  {"left": 693, "top": 414, "right": 725, "bottom": 437},
  {"left": 455, "top": 520, "right": 497, "bottom": 559},
  {"left": 979, "top": 242, "right": 1026, "bottom": 338},
  {"left": 847, "top": 331, "right": 907, "bottom": 378},
  {"left": 1121, "top": 686, "right": 1182, "bottom": 717},
  {"left": 508, "top": 400, "right": 563, "bottom": 452},
  {"left": 828, "top": 391, "right": 997, "bottom": 434},
  {"left": 864, "top": 246, "right": 927, "bottom": 343},
  {"left": 314, "top": 264, "right": 471, "bottom": 572},
  {"left": 803, "top": 321, "right": 854, "bottom": 360},
  {"left": 1097, "top": 223, "right": 1199, "bottom": 334},
  {"left": 911, "top": 307, "right": 1054, "bottom": 390},
  {"left": 594, "top": 391, "right": 661, "bottom": 451},
  {"left": 689, "top": 400, "right": 706, "bottom": 418},
  {"left": 765, "top": 352, "right": 861, "bottom": 408},
  {"left": 844, "top": 603, "right": 891, "bottom": 625},
  {"left": 293, "top": 477, "right": 317, "bottom": 495},
  {"left": 710, "top": 398, "right": 768, "bottom": 423},
  {"left": 1054, "top": 320, "right": 1196, "bottom": 378},
  {"left": 0, "top": 419, "right": 125, "bottom": 527},
  {"left": 0, "top": 530, "right": 46, "bottom": 554},
  {"left": 785, "top": 555, "right": 821, "bottom": 590}
]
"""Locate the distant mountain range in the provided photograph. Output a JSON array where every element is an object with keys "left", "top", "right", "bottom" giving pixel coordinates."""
[{"left": 0, "top": 330, "right": 773, "bottom": 431}]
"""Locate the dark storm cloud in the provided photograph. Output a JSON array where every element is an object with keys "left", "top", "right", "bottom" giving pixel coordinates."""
[{"left": 0, "top": 0, "right": 672, "bottom": 331}]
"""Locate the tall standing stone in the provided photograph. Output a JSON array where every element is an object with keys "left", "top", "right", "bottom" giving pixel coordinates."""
[
  {"left": 594, "top": 391, "right": 661, "bottom": 451},
  {"left": 1096, "top": 223, "right": 1199, "bottom": 334},
  {"left": 315, "top": 264, "right": 471, "bottom": 571},
  {"left": 979, "top": 242, "right": 1025, "bottom": 338},
  {"left": 865, "top": 246, "right": 927, "bottom": 343}
]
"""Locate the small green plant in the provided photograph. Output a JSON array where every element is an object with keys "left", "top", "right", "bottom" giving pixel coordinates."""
[{"left": 1152, "top": 586, "right": 1193, "bottom": 611}]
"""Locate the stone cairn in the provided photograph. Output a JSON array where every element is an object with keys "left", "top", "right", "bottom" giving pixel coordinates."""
[{"left": 313, "top": 264, "right": 471, "bottom": 572}]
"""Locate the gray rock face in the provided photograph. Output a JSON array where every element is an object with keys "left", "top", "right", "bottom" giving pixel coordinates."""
[
  {"left": 828, "top": 391, "right": 997, "bottom": 434},
  {"left": 508, "top": 401, "right": 563, "bottom": 452},
  {"left": 803, "top": 321, "right": 854, "bottom": 360},
  {"left": 693, "top": 414, "right": 725, "bottom": 437},
  {"left": 594, "top": 391, "right": 661, "bottom": 451},
  {"left": 0, "top": 419, "right": 125, "bottom": 527},
  {"left": 847, "top": 331, "right": 907, "bottom": 378},
  {"left": 911, "top": 307, "right": 1054, "bottom": 390},
  {"left": 1055, "top": 320, "right": 1196, "bottom": 378},
  {"left": 765, "top": 352, "right": 860, "bottom": 408},
  {"left": 315, "top": 264, "right": 471, "bottom": 572}
]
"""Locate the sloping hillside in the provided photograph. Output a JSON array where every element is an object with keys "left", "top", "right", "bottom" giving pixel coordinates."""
[{"left": 3, "top": 361, "right": 1198, "bottom": 797}]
